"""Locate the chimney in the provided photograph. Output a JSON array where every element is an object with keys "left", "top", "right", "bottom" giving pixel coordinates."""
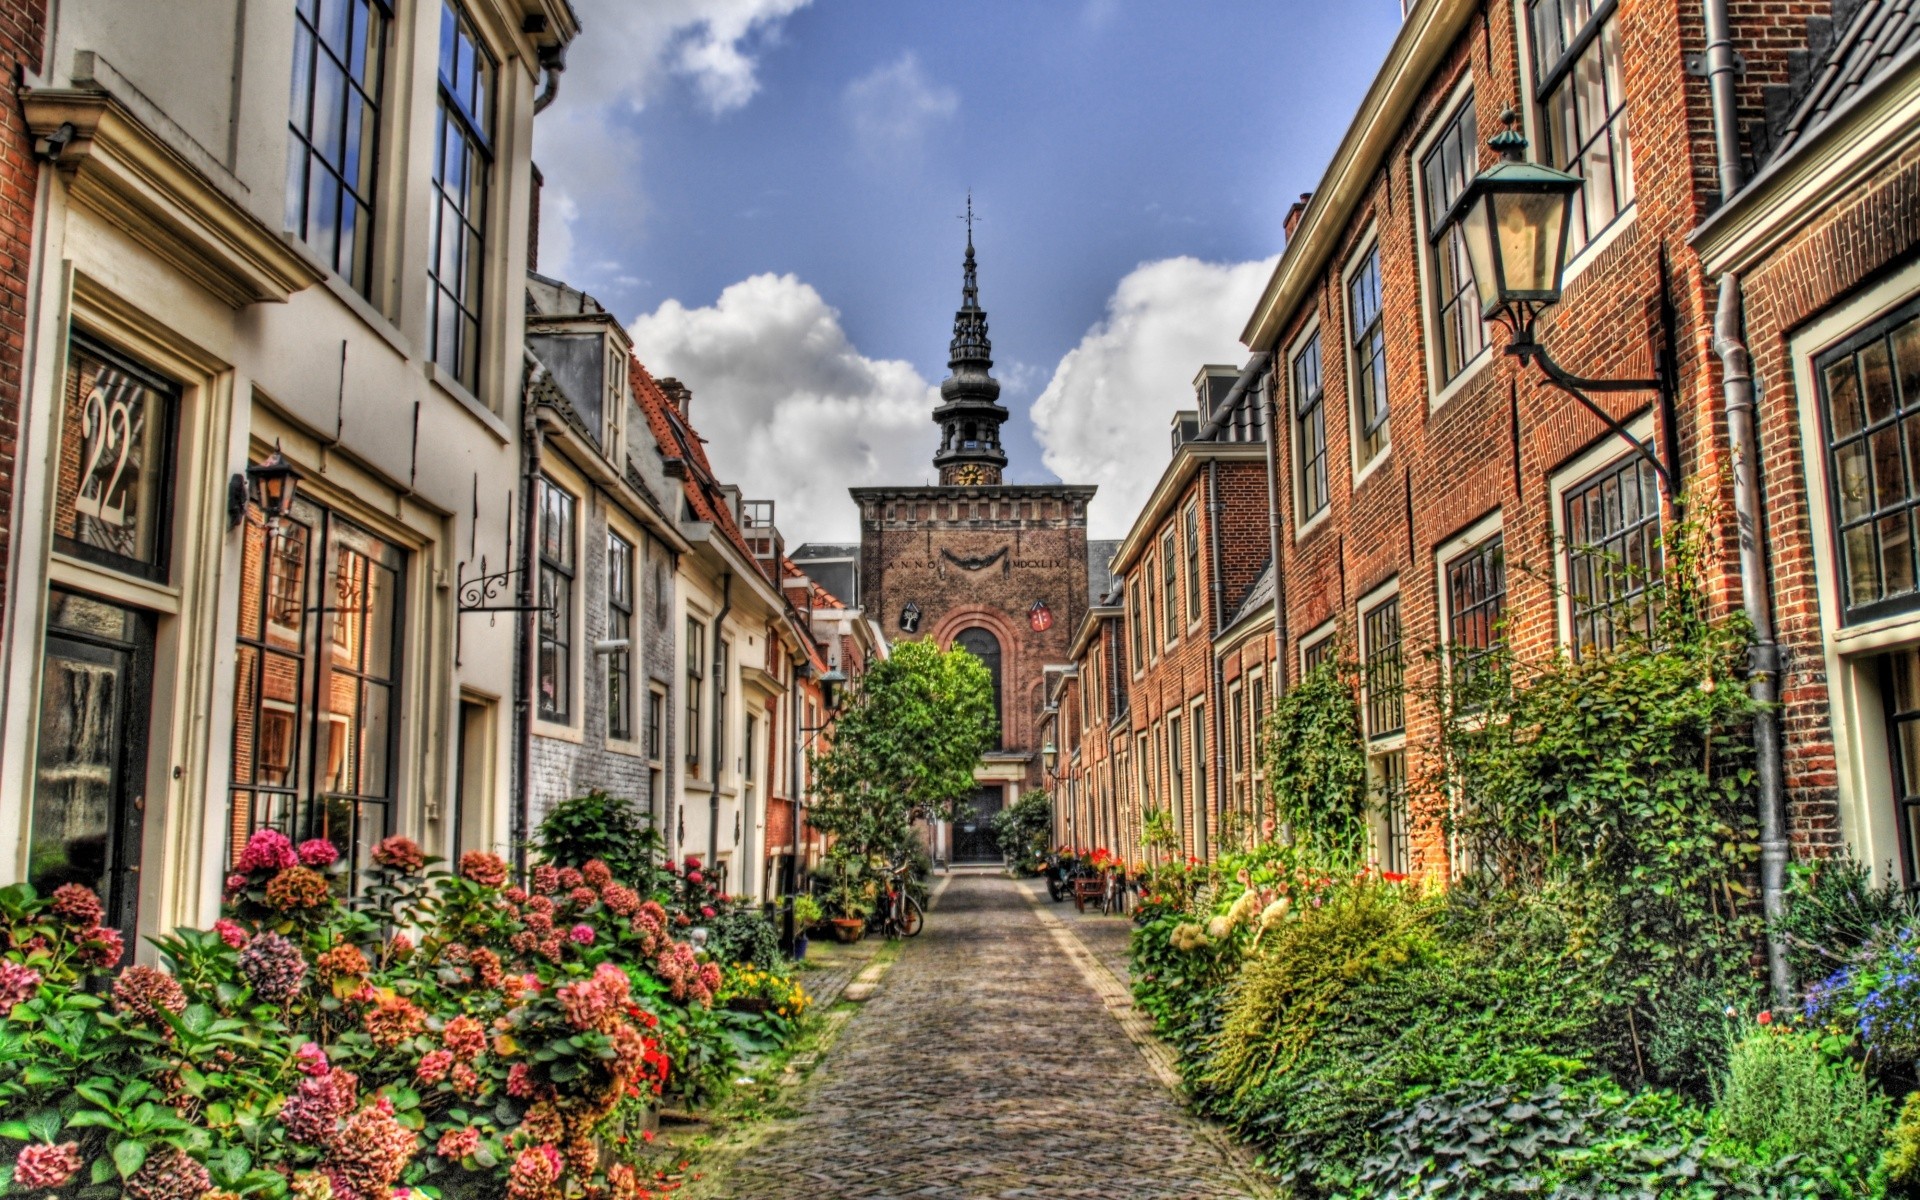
[
  {"left": 528, "top": 163, "right": 543, "bottom": 273},
  {"left": 658, "top": 376, "right": 692, "bottom": 419},
  {"left": 1284, "top": 192, "right": 1312, "bottom": 243}
]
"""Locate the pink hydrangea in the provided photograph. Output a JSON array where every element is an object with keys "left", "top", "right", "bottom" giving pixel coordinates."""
[
  {"left": 503, "top": 886, "right": 529, "bottom": 904},
  {"left": 505, "top": 1145, "right": 563, "bottom": 1200},
  {"left": 556, "top": 868, "right": 583, "bottom": 891},
  {"left": 239, "top": 931, "right": 307, "bottom": 1002},
  {"left": 298, "top": 839, "right": 340, "bottom": 868},
  {"left": 686, "top": 870, "right": 703, "bottom": 885},
  {"left": 569, "top": 887, "right": 598, "bottom": 909},
  {"left": 581, "top": 860, "right": 613, "bottom": 888},
  {"left": 111, "top": 964, "right": 188, "bottom": 1023},
  {"left": 75, "top": 925, "right": 125, "bottom": 969},
  {"left": 506, "top": 1062, "right": 536, "bottom": 1098},
  {"left": 386, "top": 932, "right": 414, "bottom": 961},
  {"left": 11, "top": 1141, "right": 83, "bottom": 1189},
  {"left": 225, "top": 873, "right": 249, "bottom": 894},
  {"left": 568, "top": 924, "right": 595, "bottom": 946},
  {"left": 370, "top": 836, "right": 425, "bottom": 874},
  {"left": 458, "top": 851, "right": 509, "bottom": 888},
  {"left": 326, "top": 1102, "right": 418, "bottom": 1200},
  {"left": 283, "top": 1068, "right": 358, "bottom": 1145},
  {"left": 237, "top": 829, "right": 299, "bottom": 873},
  {"left": 416, "top": 1049, "right": 454, "bottom": 1085},
  {"left": 0, "top": 960, "right": 42, "bottom": 1013},
  {"left": 124, "top": 1147, "right": 210, "bottom": 1200},
  {"left": 436, "top": 1127, "right": 481, "bottom": 1160},
  {"left": 214, "top": 918, "right": 250, "bottom": 948},
  {"left": 700, "top": 906, "right": 716, "bottom": 920},
  {"left": 442, "top": 1014, "right": 486, "bottom": 1060},
  {"left": 364, "top": 995, "right": 426, "bottom": 1047},
  {"left": 531, "top": 865, "right": 561, "bottom": 895},
  {"left": 49, "top": 883, "right": 104, "bottom": 927},
  {"left": 449, "top": 1062, "right": 481, "bottom": 1097},
  {"left": 295, "top": 1042, "right": 330, "bottom": 1076},
  {"left": 600, "top": 884, "right": 640, "bottom": 916}
]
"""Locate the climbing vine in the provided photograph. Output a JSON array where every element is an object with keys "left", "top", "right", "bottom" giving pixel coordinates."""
[{"left": 1259, "top": 655, "right": 1370, "bottom": 869}]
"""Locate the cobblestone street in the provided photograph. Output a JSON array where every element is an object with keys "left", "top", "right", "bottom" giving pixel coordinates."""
[{"left": 702, "top": 874, "right": 1270, "bottom": 1200}]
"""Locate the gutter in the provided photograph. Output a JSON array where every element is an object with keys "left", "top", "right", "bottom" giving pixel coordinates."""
[
  {"left": 514, "top": 354, "right": 545, "bottom": 879},
  {"left": 1263, "top": 363, "right": 1289, "bottom": 690},
  {"left": 1703, "top": 0, "right": 1792, "bottom": 1007}
]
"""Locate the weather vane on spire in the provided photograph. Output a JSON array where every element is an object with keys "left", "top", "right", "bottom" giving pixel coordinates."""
[{"left": 960, "top": 191, "right": 976, "bottom": 248}]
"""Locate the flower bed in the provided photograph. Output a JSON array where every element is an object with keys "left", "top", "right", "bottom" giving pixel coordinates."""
[{"left": 0, "top": 805, "right": 809, "bottom": 1200}]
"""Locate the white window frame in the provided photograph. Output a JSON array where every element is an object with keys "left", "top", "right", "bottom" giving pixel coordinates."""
[
  {"left": 1546, "top": 412, "right": 1657, "bottom": 655},
  {"left": 533, "top": 467, "right": 584, "bottom": 741},
  {"left": 604, "top": 507, "right": 645, "bottom": 756},
  {"left": 1356, "top": 577, "right": 1405, "bottom": 746},
  {"left": 1298, "top": 617, "right": 1338, "bottom": 676},
  {"left": 1343, "top": 229, "right": 1393, "bottom": 485},
  {"left": 1412, "top": 73, "right": 1494, "bottom": 410},
  {"left": 1288, "top": 317, "right": 1332, "bottom": 537}
]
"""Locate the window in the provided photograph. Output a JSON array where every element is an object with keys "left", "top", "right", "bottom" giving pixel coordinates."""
[
  {"left": 428, "top": 2, "right": 493, "bottom": 391},
  {"left": 956, "top": 628, "right": 1004, "bottom": 749},
  {"left": 287, "top": 0, "right": 388, "bottom": 292},
  {"left": 230, "top": 495, "right": 405, "bottom": 884},
  {"left": 685, "top": 619, "right": 705, "bottom": 774},
  {"left": 1128, "top": 580, "right": 1144, "bottom": 673},
  {"left": 53, "top": 336, "right": 179, "bottom": 582},
  {"left": 1349, "top": 247, "right": 1390, "bottom": 466},
  {"left": 1565, "top": 457, "right": 1662, "bottom": 657},
  {"left": 1191, "top": 705, "right": 1207, "bottom": 833},
  {"left": 715, "top": 639, "right": 730, "bottom": 778},
  {"left": 1183, "top": 501, "right": 1202, "bottom": 623},
  {"left": 1374, "top": 748, "right": 1411, "bottom": 874},
  {"left": 1446, "top": 533, "right": 1506, "bottom": 694},
  {"left": 1144, "top": 560, "right": 1159, "bottom": 657},
  {"left": 745, "top": 714, "right": 757, "bottom": 782},
  {"left": 1293, "top": 332, "right": 1329, "bottom": 520},
  {"left": 607, "top": 532, "right": 633, "bottom": 740},
  {"left": 1230, "top": 685, "right": 1246, "bottom": 815},
  {"left": 1421, "top": 91, "right": 1485, "bottom": 385},
  {"left": 1161, "top": 529, "right": 1179, "bottom": 643},
  {"left": 1362, "top": 595, "right": 1404, "bottom": 739},
  {"left": 1302, "top": 629, "right": 1336, "bottom": 674},
  {"left": 1819, "top": 300, "right": 1920, "bottom": 623},
  {"left": 1167, "top": 712, "right": 1184, "bottom": 838},
  {"left": 1137, "top": 733, "right": 1151, "bottom": 811},
  {"left": 536, "top": 478, "right": 573, "bottom": 723},
  {"left": 1882, "top": 651, "right": 1920, "bottom": 885},
  {"left": 1530, "top": 0, "right": 1634, "bottom": 254},
  {"left": 647, "top": 688, "right": 665, "bottom": 762}
]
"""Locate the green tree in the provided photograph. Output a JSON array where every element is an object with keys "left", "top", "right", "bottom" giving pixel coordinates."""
[{"left": 808, "top": 639, "right": 998, "bottom": 864}]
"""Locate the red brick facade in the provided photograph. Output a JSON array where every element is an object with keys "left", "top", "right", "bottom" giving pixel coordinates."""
[{"left": 0, "top": 0, "right": 44, "bottom": 631}]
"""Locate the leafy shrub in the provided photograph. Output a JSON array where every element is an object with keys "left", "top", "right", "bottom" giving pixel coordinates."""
[
  {"left": 1781, "top": 858, "right": 1920, "bottom": 986},
  {"left": 707, "top": 904, "right": 782, "bottom": 970},
  {"left": 1712, "top": 1024, "right": 1890, "bottom": 1189},
  {"left": 534, "top": 789, "right": 669, "bottom": 894},
  {"left": 990, "top": 790, "right": 1053, "bottom": 874},
  {"left": 1809, "top": 922, "right": 1920, "bottom": 1064},
  {"left": 1880, "top": 1090, "right": 1920, "bottom": 1196},
  {"left": 1260, "top": 656, "right": 1368, "bottom": 866}
]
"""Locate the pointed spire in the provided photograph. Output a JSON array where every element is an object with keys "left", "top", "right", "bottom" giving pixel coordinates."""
[
  {"left": 934, "top": 195, "right": 1007, "bottom": 485},
  {"left": 950, "top": 194, "right": 991, "bottom": 366}
]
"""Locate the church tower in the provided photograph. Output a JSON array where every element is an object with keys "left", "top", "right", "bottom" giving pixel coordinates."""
[{"left": 932, "top": 212, "right": 1009, "bottom": 487}]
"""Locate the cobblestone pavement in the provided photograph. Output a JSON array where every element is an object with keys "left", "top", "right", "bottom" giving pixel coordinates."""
[{"left": 703, "top": 873, "right": 1271, "bottom": 1200}]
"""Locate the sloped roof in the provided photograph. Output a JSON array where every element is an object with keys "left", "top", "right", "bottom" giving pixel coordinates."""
[
  {"left": 782, "top": 556, "right": 848, "bottom": 612},
  {"left": 1087, "top": 539, "right": 1123, "bottom": 606},
  {"left": 1770, "top": 0, "right": 1920, "bottom": 160},
  {"left": 1218, "top": 560, "right": 1275, "bottom": 640},
  {"left": 628, "top": 356, "right": 759, "bottom": 567}
]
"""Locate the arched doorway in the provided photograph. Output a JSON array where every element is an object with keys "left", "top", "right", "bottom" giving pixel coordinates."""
[{"left": 952, "top": 627, "right": 1004, "bottom": 864}]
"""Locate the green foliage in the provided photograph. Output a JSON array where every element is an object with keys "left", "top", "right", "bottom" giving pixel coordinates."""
[
  {"left": 809, "top": 639, "right": 998, "bottom": 864},
  {"left": 1880, "top": 1091, "right": 1920, "bottom": 1196},
  {"left": 1259, "top": 656, "right": 1369, "bottom": 867},
  {"left": 1781, "top": 858, "right": 1920, "bottom": 985},
  {"left": 1140, "top": 806, "right": 1179, "bottom": 857},
  {"left": 1712, "top": 1025, "right": 1889, "bottom": 1190},
  {"left": 990, "top": 790, "right": 1053, "bottom": 874},
  {"left": 818, "top": 852, "right": 874, "bottom": 921},
  {"left": 533, "top": 790, "right": 669, "bottom": 895},
  {"left": 706, "top": 905, "right": 782, "bottom": 971}
]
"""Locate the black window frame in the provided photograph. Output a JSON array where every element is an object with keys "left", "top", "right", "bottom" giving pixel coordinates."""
[
  {"left": 1161, "top": 528, "right": 1179, "bottom": 645},
  {"left": 1529, "top": 0, "right": 1635, "bottom": 254},
  {"left": 1421, "top": 89, "right": 1486, "bottom": 386},
  {"left": 1293, "top": 331, "right": 1329, "bottom": 520},
  {"left": 1817, "top": 295, "right": 1920, "bottom": 625},
  {"left": 1564, "top": 455, "right": 1664, "bottom": 658},
  {"left": 1362, "top": 594, "right": 1405, "bottom": 740},
  {"left": 286, "top": 0, "right": 390, "bottom": 294},
  {"left": 685, "top": 618, "right": 705, "bottom": 773},
  {"left": 536, "top": 476, "right": 574, "bottom": 723},
  {"left": 606, "top": 530, "right": 634, "bottom": 741},
  {"left": 1348, "top": 246, "right": 1391, "bottom": 465},
  {"left": 1446, "top": 532, "right": 1507, "bottom": 696},
  {"left": 1183, "top": 500, "right": 1201, "bottom": 625},
  {"left": 427, "top": 0, "right": 495, "bottom": 392},
  {"left": 1375, "top": 747, "right": 1411, "bottom": 874},
  {"left": 55, "top": 333, "right": 182, "bottom": 585}
]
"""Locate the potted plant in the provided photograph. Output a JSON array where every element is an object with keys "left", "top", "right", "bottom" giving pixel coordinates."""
[
  {"left": 791, "top": 894, "right": 823, "bottom": 959},
  {"left": 822, "top": 857, "right": 873, "bottom": 943}
]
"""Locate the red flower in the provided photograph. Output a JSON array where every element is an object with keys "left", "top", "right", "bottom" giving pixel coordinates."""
[{"left": 1757, "top": 1010, "right": 1774, "bottom": 1026}]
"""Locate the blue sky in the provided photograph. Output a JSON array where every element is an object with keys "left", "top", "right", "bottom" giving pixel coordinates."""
[{"left": 535, "top": 1, "right": 1407, "bottom": 539}]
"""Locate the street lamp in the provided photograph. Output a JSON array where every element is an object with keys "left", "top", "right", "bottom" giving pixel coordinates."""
[
  {"left": 1443, "top": 111, "right": 1680, "bottom": 500},
  {"left": 227, "top": 447, "right": 302, "bottom": 530}
]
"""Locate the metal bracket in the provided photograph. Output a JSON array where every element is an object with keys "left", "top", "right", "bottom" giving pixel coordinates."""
[
  {"left": 1685, "top": 50, "right": 1745, "bottom": 77},
  {"left": 1508, "top": 336, "right": 1681, "bottom": 502}
]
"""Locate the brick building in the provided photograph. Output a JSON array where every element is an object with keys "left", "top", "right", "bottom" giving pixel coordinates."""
[
  {"left": 0, "top": 0, "right": 43, "bottom": 643},
  {"left": 852, "top": 228, "right": 1097, "bottom": 862},
  {"left": 1693, "top": 1, "right": 1920, "bottom": 886}
]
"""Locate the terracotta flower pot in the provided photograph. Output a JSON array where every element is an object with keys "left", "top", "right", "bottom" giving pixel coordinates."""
[{"left": 829, "top": 917, "right": 865, "bottom": 944}]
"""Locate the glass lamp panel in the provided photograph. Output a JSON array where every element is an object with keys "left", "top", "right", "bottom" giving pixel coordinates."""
[
  {"left": 1461, "top": 199, "right": 1500, "bottom": 319},
  {"left": 1493, "top": 190, "right": 1569, "bottom": 296}
]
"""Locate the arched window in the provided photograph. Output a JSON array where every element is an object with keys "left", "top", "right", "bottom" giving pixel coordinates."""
[{"left": 955, "top": 627, "right": 1003, "bottom": 749}]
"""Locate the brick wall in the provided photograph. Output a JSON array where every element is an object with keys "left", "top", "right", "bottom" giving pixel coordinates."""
[{"left": 0, "top": 0, "right": 43, "bottom": 632}]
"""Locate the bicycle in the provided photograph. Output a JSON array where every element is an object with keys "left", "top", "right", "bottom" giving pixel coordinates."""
[
  {"left": 1100, "top": 869, "right": 1127, "bottom": 917},
  {"left": 875, "top": 859, "right": 925, "bottom": 938}
]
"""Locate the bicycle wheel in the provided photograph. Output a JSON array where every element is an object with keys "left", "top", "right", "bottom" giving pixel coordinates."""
[{"left": 899, "top": 895, "right": 924, "bottom": 937}]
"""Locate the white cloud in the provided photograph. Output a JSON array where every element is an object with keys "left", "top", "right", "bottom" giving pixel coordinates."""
[
  {"left": 843, "top": 52, "right": 958, "bottom": 162},
  {"left": 535, "top": 0, "right": 812, "bottom": 280},
  {"left": 1031, "top": 255, "right": 1279, "bottom": 538},
  {"left": 629, "top": 274, "right": 939, "bottom": 543}
]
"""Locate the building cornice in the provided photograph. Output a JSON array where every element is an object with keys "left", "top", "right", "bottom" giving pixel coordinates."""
[
  {"left": 1240, "top": 0, "right": 1478, "bottom": 350},
  {"left": 24, "top": 75, "right": 323, "bottom": 307},
  {"left": 1692, "top": 45, "right": 1920, "bottom": 275},
  {"left": 850, "top": 483, "right": 1098, "bottom": 501},
  {"left": 1068, "top": 606, "right": 1123, "bottom": 659},
  {"left": 1109, "top": 442, "right": 1268, "bottom": 574}
]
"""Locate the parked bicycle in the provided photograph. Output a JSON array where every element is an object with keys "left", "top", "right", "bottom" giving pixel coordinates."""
[{"left": 874, "top": 858, "right": 924, "bottom": 938}]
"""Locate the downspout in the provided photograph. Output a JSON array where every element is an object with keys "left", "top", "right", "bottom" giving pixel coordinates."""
[
  {"left": 708, "top": 572, "right": 733, "bottom": 877},
  {"left": 1207, "top": 459, "right": 1228, "bottom": 861},
  {"left": 1704, "top": 0, "right": 1791, "bottom": 1008},
  {"left": 532, "top": 43, "right": 567, "bottom": 114},
  {"left": 1263, "top": 363, "right": 1290, "bottom": 690},
  {"left": 514, "top": 356, "right": 545, "bottom": 878}
]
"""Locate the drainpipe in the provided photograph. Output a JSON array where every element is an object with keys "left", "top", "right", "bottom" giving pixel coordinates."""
[
  {"left": 532, "top": 43, "right": 567, "bottom": 114},
  {"left": 1704, "top": 0, "right": 1791, "bottom": 1008},
  {"left": 708, "top": 572, "right": 733, "bottom": 878},
  {"left": 786, "top": 663, "right": 806, "bottom": 949},
  {"left": 514, "top": 356, "right": 545, "bottom": 878},
  {"left": 1207, "top": 460, "right": 1228, "bottom": 861}
]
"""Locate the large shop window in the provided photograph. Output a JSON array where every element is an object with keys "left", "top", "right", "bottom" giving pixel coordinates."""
[
  {"left": 1447, "top": 533, "right": 1507, "bottom": 696},
  {"left": 1565, "top": 457, "right": 1663, "bottom": 657},
  {"left": 536, "top": 478, "right": 574, "bottom": 723},
  {"left": 1530, "top": 0, "right": 1635, "bottom": 254},
  {"left": 1293, "top": 332, "right": 1329, "bottom": 521},
  {"left": 54, "top": 337, "right": 179, "bottom": 582},
  {"left": 32, "top": 591, "right": 155, "bottom": 944},
  {"left": 1820, "top": 300, "right": 1920, "bottom": 623},
  {"left": 428, "top": 1, "right": 493, "bottom": 391},
  {"left": 1422, "top": 91, "right": 1486, "bottom": 385},
  {"left": 230, "top": 493, "right": 405, "bottom": 883},
  {"left": 287, "top": 0, "right": 388, "bottom": 293}
]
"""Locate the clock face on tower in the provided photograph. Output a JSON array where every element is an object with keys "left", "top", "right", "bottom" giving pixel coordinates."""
[{"left": 953, "top": 464, "right": 989, "bottom": 486}]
